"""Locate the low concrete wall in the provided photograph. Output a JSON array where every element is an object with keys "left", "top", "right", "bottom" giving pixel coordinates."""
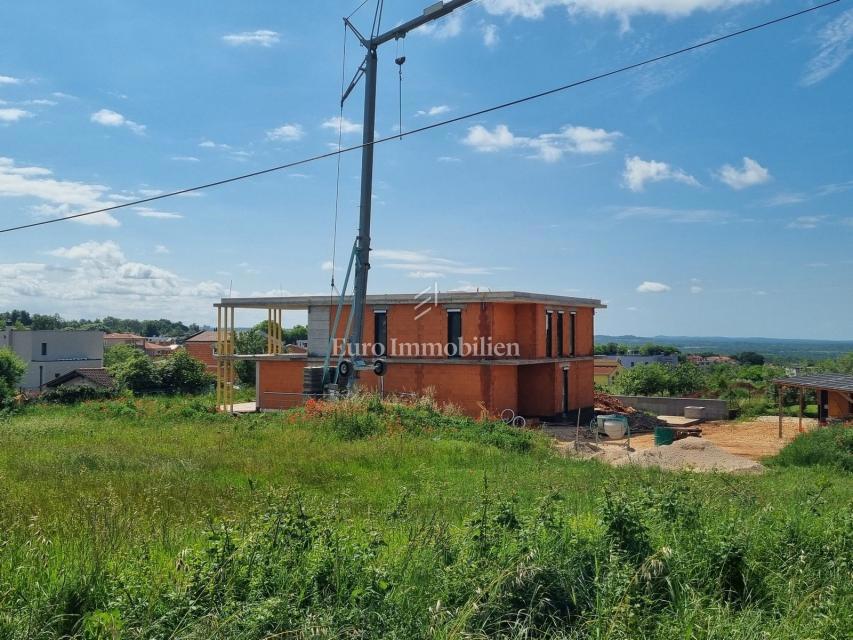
[{"left": 614, "top": 395, "right": 729, "bottom": 420}]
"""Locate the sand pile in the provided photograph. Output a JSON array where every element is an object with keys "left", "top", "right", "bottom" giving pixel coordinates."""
[{"left": 611, "top": 437, "right": 764, "bottom": 474}]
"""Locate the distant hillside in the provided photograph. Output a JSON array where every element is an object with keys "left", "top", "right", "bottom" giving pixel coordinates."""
[{"left": 595, "top": 335, "right": 853, "bottom": 362}]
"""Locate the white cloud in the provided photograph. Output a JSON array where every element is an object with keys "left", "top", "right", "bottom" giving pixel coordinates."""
[
  {"left": 482, "top": 23, "right": 500, "bottom": 47},
  {"left": 416, "top": 105, "right": 452, "bottom": 117},
  {"left": 437, "top": 156, "right": 462, "bottom": 162},
  {"left": 171, "top": 155, "right": 200, "bottom": 162},
  {"left": 0, "top": 108, "right": 32, "bottom": 122},
  {"left": 717, "top": 157, "right": 771, "bottom": 190},
  {"left": 321, "top": 116, "right": 362, "bottom": 135},
  {"left": 199, "top": 139, "right": 231, "bottom": 149},
  {"left": 321, "top": 260, "right": 334, "bottom": 271},
  {"left": 690, "top": 285, "right": 703, "bottom": 294},
  {"left": 415, "top": 12, "right": 463, "bottom": 39},
  {"left": 267, "top": 123, "right": 304, "bottom": 141},
  {"left": 0, "top": 157, "right": 120, "bottom": 226},
  {"left": 614, "top": 206, "right": 727, "bottom": 223},
  {"left": 802, "top": 9, "right": 853, "bottom": 86},
  {"left": 0, "top": 241, "right": 229, "bottom": 319},
  {"left": 90, "top": 109, "right": 146, "bottom": 135},
  {"left": 787, "top": 215, "right": 826, "bottom": 229},
  {"left": 154, "top": 244, "right": 170, "bottom": 254},
  {"left": 133, "top": 206, "right": 183, "bottom": 220},
  {"left": 23, "top": 99, "right": 58, "bottom": 106},
  {"left": 222, "top": 30, "right": 280, "bottom": 47},
  {"left": 463, "top": 123, "right": 620, "bottom": 161},
  {"left": 622, "top": 156, "right": 699, "bottom": 192},
  {"left": 373, "top": 249, "right": 506, "bottom": 279},
  {"left": 636, "top": 281, "right": 671, "bottom": 293},
  {"left": 0, "top": 75, "right": 21, "bottom": 85},
  {"left": 482, "top": 1, "right": 758, "bottom": 22}
]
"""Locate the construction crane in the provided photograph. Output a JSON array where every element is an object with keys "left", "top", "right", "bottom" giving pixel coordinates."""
[{"left": 338, "top": 0, "right": 477, "bottom": 387}]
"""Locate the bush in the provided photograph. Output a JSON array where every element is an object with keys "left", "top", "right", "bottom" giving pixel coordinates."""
[
  {"left": 0, "top": 348, "right": 26, "bottom": 406},
  {"left": 771, "top": 426, "right": 853, "bottom": 471},
  {"left": 157, "top": 349, "right": 213, "bottom": 394},
  {"left": 109, "top": 351, "right": 161, "bottom": 393},
  {"left": 39, "top": 385, "right": 119, "bottom": 405}
]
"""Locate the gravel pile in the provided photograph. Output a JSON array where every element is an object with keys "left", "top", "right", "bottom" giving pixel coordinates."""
[{"left": 611, "top": 437, "right": 764, "bottom": 474}]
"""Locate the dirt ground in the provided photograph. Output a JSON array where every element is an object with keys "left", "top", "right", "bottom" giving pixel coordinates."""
[{"left": 545, "top": 416, "right": 818, "bottom": 463}]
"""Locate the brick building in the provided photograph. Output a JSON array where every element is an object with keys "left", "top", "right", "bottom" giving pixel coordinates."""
[
  {"left": 214, "top": 291, "right": 604, "bottom": 420},
  {"left": 184, "top": 330, "right": 218, "bottom": 372}
]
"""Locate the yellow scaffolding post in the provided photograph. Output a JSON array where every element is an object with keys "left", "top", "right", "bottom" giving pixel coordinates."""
[{"left": 216, "top": 305, "right": 222, "bottom": 410}]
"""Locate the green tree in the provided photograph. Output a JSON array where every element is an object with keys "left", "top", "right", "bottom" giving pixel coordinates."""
[
  {"left": 613, "top": 363, "right": 673, "bottom": 396},
  {"left": 104, "top": 344, "right": 143, "bottom": 368},
  {"left": 0, "top": 348, "right": 26, "bottom": 404},
  {"left": 109, "top": 351, "right": 161, "bottom": 393},
  {"left": 735, "top": 351, "right": 765, "bottom": 366},
  {"left": 157, "top": 349, "right": 213, "bottom": 394},
  {"left": 234, "top": 327, "right": 266, "bottom": 385}
]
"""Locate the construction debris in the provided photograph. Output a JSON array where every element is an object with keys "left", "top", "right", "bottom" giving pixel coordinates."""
[{"left": 594, "top": 392, "right": 668, "bottom": 433}]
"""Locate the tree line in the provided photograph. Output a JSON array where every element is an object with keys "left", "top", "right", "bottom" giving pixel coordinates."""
[{"left": 1, "top": 309, "right": 202, "bottom": 338}]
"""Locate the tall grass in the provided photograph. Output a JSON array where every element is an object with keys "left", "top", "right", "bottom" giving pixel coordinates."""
[{"left": 0, "top": 395, "right": 850, "bottom": 638}]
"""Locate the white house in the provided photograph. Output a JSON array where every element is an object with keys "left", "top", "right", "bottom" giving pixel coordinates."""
[
  {"left": 599, "top": 354, "right": 679, "bottom": 368},
  {"left": 0, "top": 329, "right": 104, "bottom": 389}
]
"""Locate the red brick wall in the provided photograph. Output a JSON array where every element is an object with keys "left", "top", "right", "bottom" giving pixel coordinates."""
[
  {"left": 257, "top": 360, "right": 305, "bottom": 410},
  {"left": 185, "top": 342, "right": 216, "bottom": 372}
]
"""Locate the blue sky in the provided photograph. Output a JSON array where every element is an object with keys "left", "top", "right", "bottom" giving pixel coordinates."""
[{"left": 1, "top": 0, "right": 851, "bottom": 338}]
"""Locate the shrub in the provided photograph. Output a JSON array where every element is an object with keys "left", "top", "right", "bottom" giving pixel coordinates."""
[
  {"left": 39, "top": 385, "right": 118, "bottom": 405},
  {"left": 0, "top": 348, "right": 26, "bottom": 406},
  {"left": 157, "top": 349, "right": 213, "bottom": 394},
  {"left": 771, "top": 426, "right": 853, "bottom": 472},
  {"left": 109, "top": 351, "right": 161, "bottom": 393}
]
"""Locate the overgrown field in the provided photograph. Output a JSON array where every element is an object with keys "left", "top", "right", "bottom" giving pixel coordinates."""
[{"left": 0, "top": 395, "right": 850, "bottom": 639}]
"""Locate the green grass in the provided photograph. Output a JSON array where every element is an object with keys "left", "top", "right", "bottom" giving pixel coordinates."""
[
  {"left": 0, "top": 395, "right": 851, "bottom": 639},
  {"left": 771, "top": 425, "right": 853, "bottom": 472}
]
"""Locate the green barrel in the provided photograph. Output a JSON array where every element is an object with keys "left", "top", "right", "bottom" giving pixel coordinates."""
[{"left": 654, "top": 426, "right": 675, "bottom": 446}]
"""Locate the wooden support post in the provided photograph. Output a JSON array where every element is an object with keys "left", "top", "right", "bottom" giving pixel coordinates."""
[
  {"left": 216, "top": 306, "right": 222, "bottom": 411},
  {"left": 778, "top": 384, "right": 784, "bottom": 439},
  {"left": 229, "top": 306, "right": 235, "bottom": 412},
  {"left": 798, "top": 386, "right": 804, "bottom": 433}
]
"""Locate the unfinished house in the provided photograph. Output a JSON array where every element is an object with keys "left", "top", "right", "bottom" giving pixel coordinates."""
[
  {"left": 214, "top": 291, "right": 604, "bottom": 419},
  {"left": 774, "top": 373, "right": 853, "bottom": 429}
]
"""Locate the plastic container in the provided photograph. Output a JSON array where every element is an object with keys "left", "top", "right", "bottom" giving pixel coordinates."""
[
  {"left": 602, "top": 418, "right": 626, "bottom": 438},
  {"left": 654, "top": 426, "right": 676, "bottom": 446}
]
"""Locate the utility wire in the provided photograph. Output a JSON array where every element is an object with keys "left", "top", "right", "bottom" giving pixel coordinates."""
[{"left": 0, "top": 0, "right": 840, "bottom": 235}]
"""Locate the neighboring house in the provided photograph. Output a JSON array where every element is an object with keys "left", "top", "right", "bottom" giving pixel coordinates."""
[
  {"left": 0, "top": 329, "right": 104, "bottom": 389},
  {"left": 599, "top": 354, "right": 679, "bottom": 368},
  {"left": 213, "top": 291, "right": 605, "bottom": 419},
  {"left": 104, "top": 332, "right": 146, "bottom": 349},
  {"left": 687, "top": 354, "right": 737, "bottom": 367},
  {"left": 594, "top": 358, "right": 623, "bottom": 386},
  {"left": 45, "top": 367, "right": 115, "bottom": 390},
  {"left": 184, "top": 330, "right": 218, "bottom": 372},
  {"left": 144, "top": 342, "right": 178, "bottom": 358}
]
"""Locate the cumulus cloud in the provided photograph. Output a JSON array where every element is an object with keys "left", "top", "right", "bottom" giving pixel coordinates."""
[
  {"left": 321, "top": 116, "right": 362, "bottom": 135},
  {"left": 267, "top": 123, "right": 304, "bottom": 141},
  {"left": 463, "top": 123, "right": 620, "bottom": 161},
  {"left": 415, "top": 12, "right": 463, "bottom": 39},
  {"left": 90, "top": 109, "right": 146, "bottom": 135},
  {"left": 222, "top": 30, "right": 280, "bottom": 47},
  {"left": 0, "top": 108, "right": 32, "bottom": 122},
  {"left": 717, "top": 157, "right": 771, "bottom": 190},
  {"left": 636, "top": 281, "right": 671, "bottom": 293},
  {"left": 482, "top": 23, "right": 500, "bottom": 47},
  {"left": 622, "top": 156, "right": 699, "bottom": 192},
  {"left": 0, "top": 157, "right": 120, "bottom": 226},
  {"left": 0, "top": 241, "right": 230, "bottom": 319},
  {"left": 802, "top": 9, "right": 853, "bottom": 86},
  {"left": 0, "top": 75, "right": 21, "bottom": 85},
  {"left": 416, "top": 105, "right": 452, "bottom": 117}
]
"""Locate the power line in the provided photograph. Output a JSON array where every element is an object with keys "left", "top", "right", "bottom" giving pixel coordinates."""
[{"left": 0, "top": 0, "right": 840, "bottom": 235}]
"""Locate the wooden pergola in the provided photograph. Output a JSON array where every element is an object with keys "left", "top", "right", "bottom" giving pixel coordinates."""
[{"left": 773, "top": 373, "right": 853, "bottom": 438}]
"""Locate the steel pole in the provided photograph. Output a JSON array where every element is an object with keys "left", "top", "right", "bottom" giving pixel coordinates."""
[{"left": 348, "top": 46, "right": 378, "bottom": 386}]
